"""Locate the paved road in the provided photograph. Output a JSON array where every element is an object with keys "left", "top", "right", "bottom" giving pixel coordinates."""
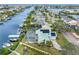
[{"left": 62, "top": 32, "right": 79, "bottom": 46}]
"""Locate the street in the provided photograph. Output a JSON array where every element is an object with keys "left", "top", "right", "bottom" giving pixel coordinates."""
[{"left": 62, "top": 32, "right": 79, "bottom": 46}]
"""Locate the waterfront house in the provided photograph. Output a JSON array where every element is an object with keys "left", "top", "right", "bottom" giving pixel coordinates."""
[
  {"left": 65, "top": 19, "right": 79, "bottom": 29},
  {"left": 32, "top": 15, "right": 46, "bottom": 26},
  {"left": 26, "top": 30, "right": 37, "bottom": 43},
  {"left": 61, "top": 16, "right": 72, "bottom": 23},
  {"left": 36, "top": 29, "right": 50, "bottom": 43},
  {"left": 36, "top": 26, "right": 57, "bottom": 43},
  {"left": 61, "top": 16, "right": 79, "bottom": 29}
]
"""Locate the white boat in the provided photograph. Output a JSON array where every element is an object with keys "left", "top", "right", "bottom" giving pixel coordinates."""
[
  {"left": 2, "top": 43, "right": 13, "bottom": 48},
  {"left": 2, "top": 45, "right": 6, "bottom": 48},
  {"left": 2, "top": 43, "right": 11, "bottom": 48}
]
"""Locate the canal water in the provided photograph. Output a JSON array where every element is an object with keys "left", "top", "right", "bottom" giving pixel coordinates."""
[{"left": 0, "top": 7, "right": 33, "bottom": 48}]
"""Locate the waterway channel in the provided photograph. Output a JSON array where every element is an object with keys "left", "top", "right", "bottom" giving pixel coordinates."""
[{"left": 0, "top": 7, "right": 33, "bottom": 48}]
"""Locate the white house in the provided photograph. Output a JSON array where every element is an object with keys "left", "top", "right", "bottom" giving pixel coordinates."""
[
  {"left": 61, "top": 16, "right": 78, "bottom": 26},
  {"left": 36, "top": 27, "right": 57, "bottom": 43},
  {"left": 68, "top": 20, "right": 78, "bottom": 25}
]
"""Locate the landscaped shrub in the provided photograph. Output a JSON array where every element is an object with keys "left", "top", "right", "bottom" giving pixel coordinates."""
[{"left": 0, "top": 48, "right": 11, "bottom": 55}]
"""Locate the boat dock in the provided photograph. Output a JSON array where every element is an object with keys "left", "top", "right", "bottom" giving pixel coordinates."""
[{"left": 8, "top": 35, "right": 20, "bottom": 42}]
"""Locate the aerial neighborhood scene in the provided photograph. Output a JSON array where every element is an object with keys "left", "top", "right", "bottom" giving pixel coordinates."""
[{"left": 0, "top": 4, "right": 79, "bottom": 55}]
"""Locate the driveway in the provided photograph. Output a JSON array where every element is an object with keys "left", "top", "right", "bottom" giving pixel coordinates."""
[
  {"left": 62, "top": 32, "right": 79, "bottom": 46},
  {"left": 52, "top": 40, "right": 62, "bottom": 50}
]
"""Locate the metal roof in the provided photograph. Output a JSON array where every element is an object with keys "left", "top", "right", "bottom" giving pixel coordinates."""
[{"left": 8, "top": 35, "right": 19, "bottom": 38}]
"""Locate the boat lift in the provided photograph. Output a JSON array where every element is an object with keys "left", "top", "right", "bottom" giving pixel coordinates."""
[{"left": 8, "top": 35, "right": 20, "bottom": 42}]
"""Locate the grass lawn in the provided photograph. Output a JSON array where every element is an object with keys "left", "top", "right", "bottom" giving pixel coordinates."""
[
  {"left": 0, "top": 48, "right": 11, "bottom": 55},
  {"left": 27, "top": 43, "right": 60, "bottom": 55},
  {"left": 15, "top": 44, "right": 25, "bottom": 55},
  {"left": 15, "top": 44, "right": 45, "bottom": 55},
  {"left": 27, "top": 47, "right": 45, "bottom": 55},
  {"left": 56, "top": 32, "right": 69, "bottom": 47}
]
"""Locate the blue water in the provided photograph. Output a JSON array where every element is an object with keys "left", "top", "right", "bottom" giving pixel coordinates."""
[{"left": 0, "top": 7, "right": 33, "bottom": 48}]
